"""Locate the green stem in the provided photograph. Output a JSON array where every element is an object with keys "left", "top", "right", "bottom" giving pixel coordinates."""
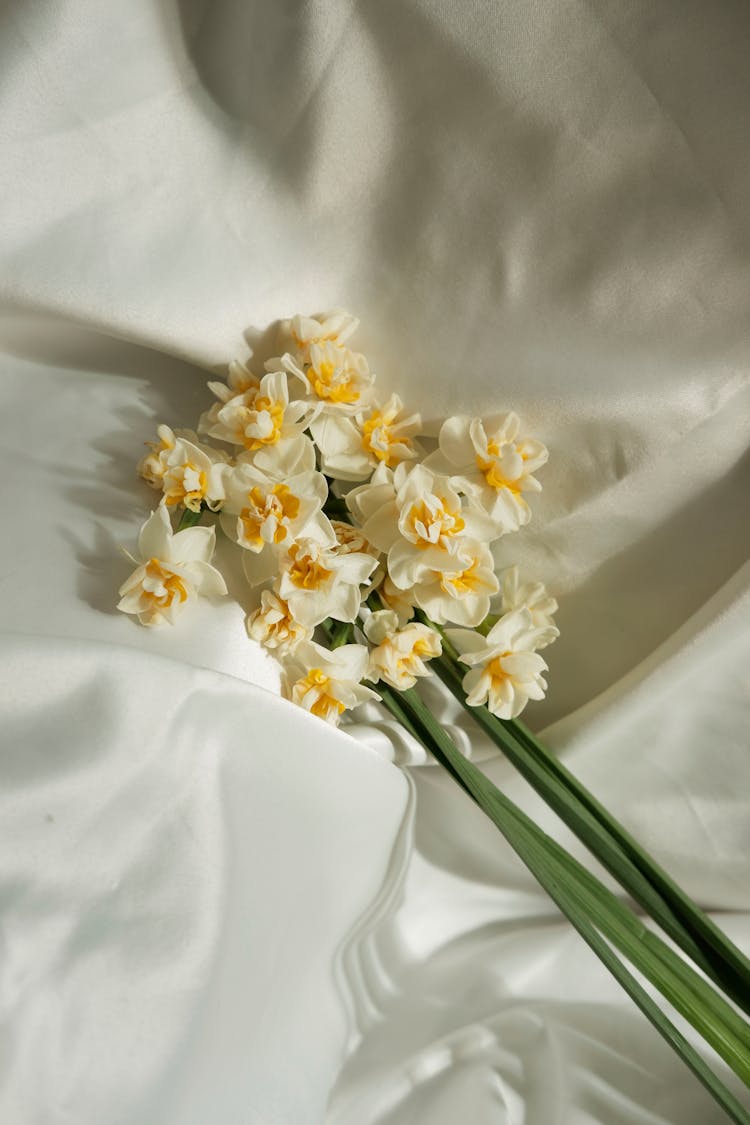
[
  {"left": 507, "top": 711, "right": 750, "bottom": 1009},
  {"left": 177, "top": 505, "right": 204, "bottom": 529},
  {"left": 379, "top": 681, "right": 750, "bottom": 1120},
  {"left": 329, "top": 620, "right": 354, "bottom": 649},
  {"left": 446, "top": 661, "right": 750, "bottom": 1013},
  {"left": 417, "top": 610, "right": 750, "bottom": 1016}
]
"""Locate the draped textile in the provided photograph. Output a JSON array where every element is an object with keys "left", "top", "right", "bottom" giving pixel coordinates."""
[{"left": 1, "top": 1, "right": 749, "bottom": 1121}]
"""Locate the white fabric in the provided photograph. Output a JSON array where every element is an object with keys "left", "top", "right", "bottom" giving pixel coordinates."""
[{"left": 1, "top": 1, "right": 749, "bottom": 1122}]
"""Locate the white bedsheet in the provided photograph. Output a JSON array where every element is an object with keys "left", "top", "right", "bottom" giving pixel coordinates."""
[{"left": 1, "top": 1, "right": 749, "bottom": 1121}]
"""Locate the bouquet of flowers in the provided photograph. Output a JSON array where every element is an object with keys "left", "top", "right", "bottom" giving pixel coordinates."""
[{"left": 118, "top": 310, "right": 750, "bottom": 1122}]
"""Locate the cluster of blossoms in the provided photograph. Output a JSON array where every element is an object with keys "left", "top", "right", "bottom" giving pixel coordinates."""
[{"left": 119, "top": 311, "right": 558, "bottom": 725}]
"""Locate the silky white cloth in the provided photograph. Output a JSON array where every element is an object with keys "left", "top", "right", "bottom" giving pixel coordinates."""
[{"left": 1, "top": 0, "right": 749, "bottom": 1122}]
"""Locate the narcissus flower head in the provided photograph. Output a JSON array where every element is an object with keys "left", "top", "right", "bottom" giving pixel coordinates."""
[
  {"left": 117, "top": 505, "right": 227, "bottom": 627},
  {"left": 284, "top": 640, "right": 379, "bottom": 725}
]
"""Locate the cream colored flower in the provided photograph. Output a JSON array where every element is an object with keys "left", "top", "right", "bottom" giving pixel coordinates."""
[
  {"left": 284, "top": 640, "right": 378, "bottom": 725},
  {"left": 364, "top": 610, "right": 442, "bottom": 690},
  {"left": 409, "top": 539, "right": 499, "bottom": 627},
  {"left": 309, "top": 394, "right": 422, "bottom": 481},
  {"left": 286, "top": 310, "right": 359, "bottom": 356},
  {"left": 221, "top": 461, "right": 331, "bottom": 555},
  {"left": 117, "top": 505, "right": 227, "bottom": 627},
  {"left": 500, "top": 566, "right": 559, "bottom": 648},
  {"left": 206, "top": 358, "right": 261, "bottom": 404},
  {"left": 358, "top": 464, "right": 497, "bottom": 559},
  {"left": 199, "top": 369, "right": 313, "bottom": 454},
  {"left": 274, "top": 537, "right": 378, "bottom": 628},
  {"left": 246, "top": 589, "right": 312, "bottom": 654},
  {"left": 447, "top": 609, "right": 550, "bottom": 718},
  {"left": 431, "top": 413, "right": 548, "bottom": 532},
  {"left": 138, "top": 424, "right": 224, "bottom": 505},
  {"left": 282, "top": 341, "right": 375, "bottom": 415},
  {"left": 138, "top": 424, "right": 179, "bottom": 488},
  {"left": 159, "top": 434, "right": 228, "bottom": 513},
  {"left": 352, "top": 464, "right": 499, "bottom": 601}
]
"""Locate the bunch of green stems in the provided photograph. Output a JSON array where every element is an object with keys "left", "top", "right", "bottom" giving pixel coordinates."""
[{"left": 322, "top": 607, "right": 750, "bottom": 1124}]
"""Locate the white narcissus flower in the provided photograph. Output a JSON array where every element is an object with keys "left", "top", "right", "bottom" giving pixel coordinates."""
[
  {"left": 274, "top": 538, "right": 378, "bottom": 628},
  {"left": 447, "top": 609, "right": 550, "bottom": 719},
  {"left": 431, "top": 413, "right": 548, "bottom": 532},
  {"left": 409, "top": 539, "right": 499, "bottom": 627},
  {"left": 138, "top": 425, "right": 224, "bottom": 502},
  {"left": 138, "top": 423, "right": 180, "bottom": 488},
  {"left": 199, "top": 369, "right": 314, "bottom": 455},
  {"left": 158, "top": 432, "right": 228, "bottom": 513},
  {"left": 246, "top": 590, "right": 312, "bottom": 654},
  {"left": 309, "top": 394, "right": 422, "bottom": 481},
  {"left": 221, "top": 461, "right": 331, "bottom": 556},
  {"left": 117, "top": 505, "right": 227, "bottom": 627},
  {"left": 266, "top": 309, "right": 359, "bottom": 370},
  {"left": 364, "top": 610, "right": 442, "bottom": 690},
  {"left": 281, "top": 341, "right": 375, "bottom": 415},
  {"left": 286, "top": 310, "right": 359, "bottom": 357},
  {"left": 500, "top": 566, "right": 559, "bottom": 648},
  {"left": 284, "top": 640, "right": 379, "bottom": 725},
  {"left": 352, "top": 463, "right": 499, "bottom": 595}
]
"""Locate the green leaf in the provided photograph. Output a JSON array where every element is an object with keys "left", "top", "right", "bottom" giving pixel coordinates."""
[
  {"left": 428, "top": 647, "right": 750, "bottom": 1016},
  {"left": 377, "top": 680, "right": 750, "bottom": 1121}
]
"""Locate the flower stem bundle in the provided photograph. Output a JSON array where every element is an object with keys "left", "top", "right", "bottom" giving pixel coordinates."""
[{"left": 118, "top": 310, "right": 750, "bottom": 1121}]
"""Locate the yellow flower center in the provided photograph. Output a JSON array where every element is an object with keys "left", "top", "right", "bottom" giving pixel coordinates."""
[
  {"left": 309, "top": 359, "right": 359, "bottom": 405},
  {"left": 362, "top": 409, "right": 402, "bottom": 463},
  {"left": 487, "top": 653, "right": 513, "bottom": 681},
  {"left": 143, "top": 559, "right": 188, "bottom": 607},
  {"left": 163, "top": 461, "right": 207, "bottom": 510},
  {"left": 239, "top": 484, "right": 301, "bottom": 548},
  {"left": 477, "top": 439, "right": 521, "bottom": 493},
  {"left": 294, "top": 668, "right": 346, "bottom": 718},
  {"left": 440, "top": 557, "right": 482, "bottom": 596},
  {"left": 287, "top": 543, "right": 333, "bottom": 590},
  {"left": 243, "top": 395, "right": 285, "bottom": 450},
  {"left": 406, "top": 497, "right": 465, "bottom": 546}
]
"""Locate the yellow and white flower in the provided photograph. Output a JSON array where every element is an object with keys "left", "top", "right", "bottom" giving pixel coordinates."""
[
  {"left": 500, "top": 566, "right": 559, "bottom": 648},
  {"left": 309, "top": 394, "right": 422, "bottom": 481},
  {"left": 163, "top": 435, "right": 228, "bottom": 513},
  {"left": 364, "top": 610, "right": 442, "bottom": 690},
  {"left": 431, "top": 413, "right": 548, "bottom": 532},
  {"left": 138, "top": 423, "right": 181, "bottom": 488},
  {"left": 117, "top": 505, "right": 227, "bottom": 627},
  {"left": 199, "top": 368, "right": 314, "bottom": 456},
  {"left": 409, "top": 539, "right": 499, "bottom": 627},
  {"left": 138, "top": 425, "right": 227, "bottom": 511},
  {"left": 284, "top": 640, "right": 378, "bottom": 725},
  {"left": 275, "top": 537, "right": 378, "bottom": 628},
  {"left": 351, "top": 463, "right": 499, "bottom": 597},
  {"left": 282, "top": 341, "right": 375, "bottom": 415},
  {"left": 221, "top": 458, "right": 334, "bottom": 588},
  {"left": 246, "top": 589, "right": 312, "bottom": 653},
  {"left": 286, "top": 309, "right": 359, "bottom": 357},
  {"left": 447, "top": 608, "right": 550, "bottom": 718}
]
